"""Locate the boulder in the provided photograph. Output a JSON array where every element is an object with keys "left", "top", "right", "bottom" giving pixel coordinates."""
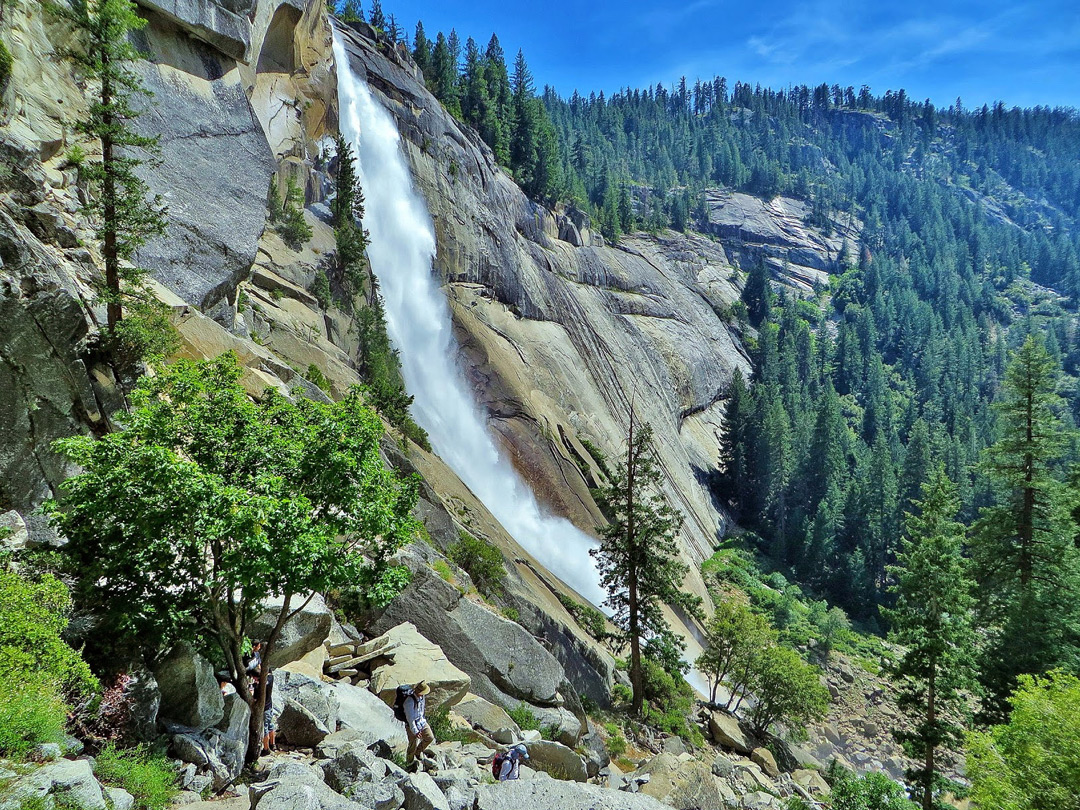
[
  {"left": 103, "top": 788, "right": 135, "bottom": 810},
  {"left": 451, "top": 694, "right": 518, "bottom": 737},
  {"left": 216, "top": 692, "right": 251, "bottom": 746},
  {"left": 708, "top": 711, "right": 753, "bottom": 754},
  {"left": 525, "top": 741, "right": 588, "bottom": 783},
  {"left": 4, "top": 758, "right": 107, "bottom": 810},
  {"left": 330, "top": 681, "right": 408, "bottom": 753},
  {"left": 636, "top": 753, "right": 731, "bottom": 810},
  {"left": 278, "top": 698, "right": 333, "bottom": 747},
  {"left": 473, "top": 777, "right": 675, "bottom": 810},
  {"left": 122, "top": 669, "right": 161, "bottom": 743},
  {"left": 278, "top": 670, "right": 339, "bottom": 729},
  {"left": 321, "top": 742, "right": 384, "bottom": 794},
  {"left": 751, "top": 748, "right": 779, "bottom": 778},
  {"left": 155, "top": 643, "right": 225, "bottom": 731},
  {"left": 579, "top": 729, "right": 611, "bottom": 778},
  {"left": 251, "top": 763, "right": 365, "bottom": 810},
  {"left": 531, "top": 705, "right": 583, "bottom": 747},
  {"left": 250, "top": 594, "right": 334, "bottom": 669},
  {"left": 367, "top": 564, "right": 568, "bottom": 709},
  {"left": 347, "top": 781, "right": 404, "bottom": 810},
  {"left": 400, "top": 772, "right": 450, "bottom": 810},
  {"left": 135, "top": 0, "right": 251, "bottom": 60},
  {"left": 0, "top": 510, "right": 28, "bottom": 551},
  {"left": 357, "top": 623, "right": 471, "bottom": 712},
  {"left": 792, "top": 769, "right": 830, "bottom": 797}
]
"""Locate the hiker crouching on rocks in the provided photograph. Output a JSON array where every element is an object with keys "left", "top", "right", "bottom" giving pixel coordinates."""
[
  {"left": 496, "top": 743, "right": 529, "bottom": 781},
  {"left": 404, "top": 680, "right": 434, "bottom": 769}
]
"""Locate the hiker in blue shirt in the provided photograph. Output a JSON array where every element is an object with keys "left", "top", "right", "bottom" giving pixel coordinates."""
[{"left": 403, "top": 680, "right": 434, "bottom": 769}]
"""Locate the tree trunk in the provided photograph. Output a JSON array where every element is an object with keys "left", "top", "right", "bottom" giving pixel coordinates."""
[
  {"left": 923, "top": 666, "right": 936, "bottom": 810},
  {"left": 100, "top": 57, "right": 122, "bottom": 330},
  {"left": 626, "top": 410, "right": 644, "bottom": 717}
]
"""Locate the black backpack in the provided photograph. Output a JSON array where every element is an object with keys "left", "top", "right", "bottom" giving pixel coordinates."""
[{"left": 393, "top": 684, "right": 413, "bottom": 722}]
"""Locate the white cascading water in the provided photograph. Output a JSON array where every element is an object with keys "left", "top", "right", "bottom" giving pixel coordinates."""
[{"left": 333, "top": 32, "right": 605, "bottom": 606}]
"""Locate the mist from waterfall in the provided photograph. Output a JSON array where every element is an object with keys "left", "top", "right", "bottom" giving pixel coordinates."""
[{"left": 333, "top": 32, "right": 605, "bottom": 606}]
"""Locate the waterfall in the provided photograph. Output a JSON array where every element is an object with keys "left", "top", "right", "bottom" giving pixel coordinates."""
[{"left": 332, "top": 32, "right": 605, "bottom": 606}]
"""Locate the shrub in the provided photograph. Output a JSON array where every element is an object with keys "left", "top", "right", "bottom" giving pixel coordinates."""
[
  {"left": 311, "top": 269, "right": 332, "bottom": 309},
  {"left": 641, "top": 658, "right": 702, "bottom": 745},
  {"left": 432, "top": 559, "right": 454, "bottom": 583},
  {"left": 0, "top": 38, "right": 11, "bottom": 92},
  {"left": 428, "top": 706, "right": 472, "bottom": 744},
  {"left": 557, "top": 593, "right": 607, "bottom": 640},
  {"left": 748, "top": 645, "right": 829, "bottom": 739},
  {"left": 603, "top": 723, "right": 627, "bottom": 757},
  {"left": 826, "top": 763, "right": 918, "bottom": 810},
  {"left": 306, "top": 364, "right": 332, "bottom": 393},
  {"left": 94, "top": 743, "right": 179, "bottom": 810},
  {"left": 507, "top": 703, "right": 540, "bottom": 731},
  {"left": 0, "top": 676, "right": 68, "bottom": 759},
  {"left": 448, "top": 532, "right": 506, "bottom": 598},
  {"left": 278, "top": 176, "right": 312, "bottom": 248},
  {"left": 967, "top": 669, "right": 1080, "bottom": 810}
]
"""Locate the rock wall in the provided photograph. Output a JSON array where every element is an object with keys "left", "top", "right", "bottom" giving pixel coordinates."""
[{"left": 338, "top": 26, "right": 752, "bottom": 600}]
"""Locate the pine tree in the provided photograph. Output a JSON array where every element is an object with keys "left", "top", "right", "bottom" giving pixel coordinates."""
[
  {"left": 591, "top": 413, "right": 701, "bottom": 716},
  {"left": 338, "top": 0, "right": 362, "bottom": 23},
  {"left": 743, "top": 257, "right": 773, "bottom": 326},
  {"left": 412, "top": 22, "right": 431, "bottom": 75},
  {"left": 367, "top": 0, "right": 385, "bottom": 30},
  {"left": 971, "top": 335, "right": 1080, "bottom": 718},
  {"left": 51, "top": 0, "right": 168, "bottom": 339},
  {"left": 885, "top": 467, "right": 975, "bottom": 810},
  {"left": 483, "top": 34, "right": 511, "bottom": 164},
  {"left": 718, "top": 369, "right": 753, "bottom": 514},
  {"left": 509, "top": 49, "right": 537, "bottom": 190}
]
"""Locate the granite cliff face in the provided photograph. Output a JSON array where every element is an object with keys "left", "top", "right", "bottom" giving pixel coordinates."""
[{"left": 337, "top": 26, "right": 855, "bottom": 600}]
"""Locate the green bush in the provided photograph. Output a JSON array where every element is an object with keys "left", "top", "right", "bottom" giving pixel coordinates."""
[
  {"left": 826, "top": 763, "right": 918, "bottom": 810},
  {"left": 94, "top": 744, "right": 179, "bottom": 810},
  {"left": 278, "top": 176, "right": 312, "bottom": 249},
  {"left": 557, "top": 593, "right": 607, "bottom": 640},
  {"left": 603, "top": 722, "right": 627, "bottom": 756},
  {"left": 641, "top": 658, "right": 703, "bottom": 745},
  {"left": 448, "top": 532, "right": 506, "bottom": 598},
  {"left": 0, "top": 676, "right": 68, "bottom": 759},
  {"left": 428, "top": 706, "right": 472, "bottom": 744},
  {"left": 311, "top": 269, "right": 332, "bottom": 309},
  {"left": 507, "top": 703, "right": 540, "bottom": 731},
  {"left": 306, "top": 364, "right": 332, "bottom": 393},
  {"left": 0, "top": 38, "right": 11, "bottom": 92}
]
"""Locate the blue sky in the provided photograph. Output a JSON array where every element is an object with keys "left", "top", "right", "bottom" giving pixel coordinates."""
[{"left": 377, "top": 0, "right": 1080, "bottom": 110}]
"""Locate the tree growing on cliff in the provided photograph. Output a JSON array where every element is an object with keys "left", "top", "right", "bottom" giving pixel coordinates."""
[
  {"left": 48, "top": 353, "right": 419, "bottom": 762},
  {"left": 50, "top": 0, "right": 169, "bottom": 354},
  {"left": 592, "top": 410, "right": 702, "bottom": 717},
  {"left": 885, "top": 467, "right": 975, "bottom": 810}
]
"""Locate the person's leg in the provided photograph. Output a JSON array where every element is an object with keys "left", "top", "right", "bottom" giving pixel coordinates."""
[
  {"left": 406, "top": 726, "right": 418, "bottom": 764},
  {"left": 414, "top": 725, "right": 435, "bottom": 759}
]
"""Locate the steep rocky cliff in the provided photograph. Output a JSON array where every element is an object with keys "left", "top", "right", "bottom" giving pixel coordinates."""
[{"left": 337, "top": 25, "right": 855, "bottom": 602}]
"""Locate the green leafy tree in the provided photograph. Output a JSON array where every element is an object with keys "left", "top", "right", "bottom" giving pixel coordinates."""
[
  {"left": 695, "top": 590, "right": 774, "bottom": 704},
  {"left": 50, "top": 0, "right": 167, "bottom": 337},
  {"left": 48, "top": 353, "right": 419, "bottom": 762},
  {"left": 747, "top": 644, "right": 829, "bottom": 738},
  {"left": 885, "top": 467, "right": 975, "bottom": 810},
  {"left": 967, "top": 670, "right": 1080, "bottom": 810},
  {"left": 971, "top": 335, "right": 1080, "bottom": 718},
  {"left": 591, "top": 413, "right": 701, "bottom": 716}
]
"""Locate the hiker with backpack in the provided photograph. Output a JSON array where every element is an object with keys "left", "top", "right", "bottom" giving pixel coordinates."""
[
  {"left": 245, "top": 640, "right": 277, "bottom": 755},
  {"left": 394, "top": 680, "right": 434, "bottom": 769},
  {"left": 493, "top": 743, "right": 529, "bottom": 781}
]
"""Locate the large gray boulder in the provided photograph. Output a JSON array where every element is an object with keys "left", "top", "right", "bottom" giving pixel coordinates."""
[
  {"left": 708, "top": 711, "right": 753, "bottom": 755},
  {"left": 329, "top": 681, "right": 408, "bottom": 753},
  {"left": 473, "top": 777, "right": 675, "bottom": 810},
  {"left": 368, "top": 563, "right": 569, "bottom": 711},
  {"left": 1, "top": 759, "right": 107, "bottom": 810},
  {"left": 215, "top": 691, "right": 251, "bottom": 747},
  {"left": 525, "top": 741, "right": 588, "bottom": 783},
  {"left": 278, "top": 698, "right": 333, "bottom": 748},
  {"left": 122, "top": 669, "right": 162, "bottom": 743},
  {"left": 635, "top": 753, "right": 732, "bottom": 810},
  {"left": 400, "top": 772, "right": 449, "bottom": 810},
  {"left": 155, "top": 643, "right": 225, "bottom": 731},
  {"left": 356, "top": 623, "right": 471, "bottom": 712},
  {"left": 251, "top": 762, "right": 366, "bottom": 810},
  {"left": 250, "top": 594, "right": 334, "bottom": 669},
  {"left": 278, "top": 670, "right": 339, "bottom": 731}
]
